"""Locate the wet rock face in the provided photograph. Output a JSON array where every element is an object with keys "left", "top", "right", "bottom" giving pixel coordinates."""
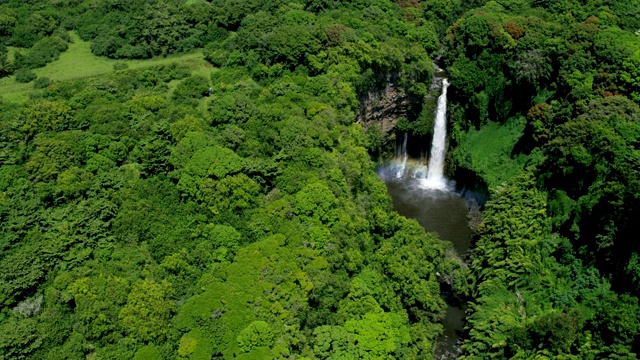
[
  {"left": 431, "top": 76, "right": 446, "bottom": 91},
  {"left": 356, "top": 74, "right": 420, "bottom": 134},
  {"left": 357, "top": 71, "right": 446, "bottom": 136}
]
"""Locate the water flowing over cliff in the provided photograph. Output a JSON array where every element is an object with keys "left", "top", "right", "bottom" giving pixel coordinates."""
[
  {"left": 377, "top": 77, "right": 452, "bottom": 191},
  {"left": 422, "top": 79, "right": 450, "bottom": 190},
  {"left": 376, "top": 74, "right": 471, "bottom": 359}
]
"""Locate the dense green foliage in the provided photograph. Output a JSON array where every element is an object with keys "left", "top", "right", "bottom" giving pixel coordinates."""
[
  {"left": 437, "top": 0, "right": 640, "bottom": 358},
  {"left": 444, "top": 0, "right": 640, "bottom": 290},
  {"left": 462, "top": 175, "right": 639, "bottom": 358},
  {"left": 0, "top": 1, "right": 467, "bottom": 359},
  {"left": 1, "top": 0, "right": 640, "bottom": 358}
]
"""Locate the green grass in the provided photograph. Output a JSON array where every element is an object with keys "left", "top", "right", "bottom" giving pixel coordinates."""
[
  {"left": 457, "top": 116, "right": 532, "bottom": 189},
  {"left": 0, "top": 32, "right": 213, "bottom": 102}
]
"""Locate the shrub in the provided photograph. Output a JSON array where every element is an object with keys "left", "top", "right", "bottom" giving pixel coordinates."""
[
  {"left": 15, "top": 68, "right": 36, "bottom": 83},
  {"left": 201, "top": 26, "right": 229, "bottom": 44},
  {"left": 237, "top": 321, "right": 273, "bottom": 352},
  {"left": 33, "top": 77, "right": 52, "bottom": 89},
  {"left": 52, "top": 28, "right": 71, "bottom": 43},
  {"left": 155, "top": 63, "right": 190, "bottom": 82},
  {"left": 16, "top": 36, "right": 68, "bottom": 69},
  {"left": 9, "top": 25, "right": 41, "bottom": 48},
  {"left": 172, "top": 75, "right": 209, "bottom": 101},
  {"left": 0, "top": 45, "right": 12, "bottom": 77},
  {"left": 115, "top": 44, "right": 148, "bottom": 59},
  {"left": 91, "top": 35, "right": 125, "bottom": 58},
  {"left": 203, "top": 45, "right": 230, "bottom": 67}
]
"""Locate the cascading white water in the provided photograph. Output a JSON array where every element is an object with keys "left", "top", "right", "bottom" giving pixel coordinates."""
[
  {"left": 396, "top": 132, "right": 408, "bottom": 178},
  {"left": 414, "top": 165, "right": 428, "bottom": 179},
  {"left": 422, "top": 79, "right": 450, "bottom": 190},
  {"left": 377, "top": 76, "right": 470, "bottom": 360}
]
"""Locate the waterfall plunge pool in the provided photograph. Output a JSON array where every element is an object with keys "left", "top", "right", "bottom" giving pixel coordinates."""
[
  {"left": 376, "top": 170, "right": 472, "bottom": 359},
  {"left": 375, "top": 77, "right": 473, "bottom": 358}
]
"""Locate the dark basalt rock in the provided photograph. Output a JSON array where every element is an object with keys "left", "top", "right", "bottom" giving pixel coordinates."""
[
  {"left": 356, "top": 73, "right": 420, "bottom": 134},
  {"left": 357, "top": 67, "right": 447, "bottom": 137}
]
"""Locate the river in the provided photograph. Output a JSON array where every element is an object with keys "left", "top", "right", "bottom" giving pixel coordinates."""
[
  {"left": 378, "top": 174, "right": 471, "bottom": 359},
  {"left": 375, "top": 77, "right": 472, "bottom": 358}
]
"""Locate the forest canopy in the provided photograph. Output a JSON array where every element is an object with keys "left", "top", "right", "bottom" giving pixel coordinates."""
[
  {"left": 0, "top": 0, "right": 456, "bottom": 359},
  {"left": 0, "top": 0, "right": 639, "bottom": 359}
]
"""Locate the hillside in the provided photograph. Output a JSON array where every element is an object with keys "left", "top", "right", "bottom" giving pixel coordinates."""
[{"left": 0, "top": 0, "right": 639, "bottom": 359}]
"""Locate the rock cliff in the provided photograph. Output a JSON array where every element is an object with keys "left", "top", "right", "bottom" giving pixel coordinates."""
[
  {"left": 356, "top": 74, "right": 420, "bottom": 134},
  {"left": 357, "top": 71, "right": 445, "bottom": 136}
]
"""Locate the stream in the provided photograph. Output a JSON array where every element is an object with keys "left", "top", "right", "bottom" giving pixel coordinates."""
[
  {"left": 375, "top": 77, "right": 472, "bottom": 359},
  {"left": 379, "top": 175, "right": 471, "bottom": 359}
]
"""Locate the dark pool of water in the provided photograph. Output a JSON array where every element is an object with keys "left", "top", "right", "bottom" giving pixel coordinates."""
[
  {"left": 434, "top": 305, "right": 465, "bottom": 359},
  {"left": 382, "top": 178, "right": 472, "bottom": 255},
  {"left": 379, "top": 175, "right": 472, "bottom": 359}
]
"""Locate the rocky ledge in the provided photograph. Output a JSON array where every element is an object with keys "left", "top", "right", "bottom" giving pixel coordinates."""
[
  {"left": 357, "top": 70, "right": 446, "bottom": 136},
  {"left": 356, "top": 74, "right": 420, "bottom": 134}
]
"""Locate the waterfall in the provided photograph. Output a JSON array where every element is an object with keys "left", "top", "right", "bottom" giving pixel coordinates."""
[
  {"left": 396, "top": 132, "right": 408, "bottom": 178},
  {"left": 422, "top": 79, "right": 450, "bottom": 190}
]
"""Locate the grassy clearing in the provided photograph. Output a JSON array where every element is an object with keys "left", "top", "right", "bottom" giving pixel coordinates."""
[
  {"left": 457, "top": 116, "right": 533, "bottom": 188},
  {"left": 0, "top": 32, "right": 212, "bottom": 103}
]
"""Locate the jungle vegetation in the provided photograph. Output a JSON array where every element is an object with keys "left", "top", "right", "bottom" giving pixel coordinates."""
[
  {"left": 0, "top": 0, "right": 638, "bottom": 359},
  {"left": 442, "top": 0, "right": 640, "bottom": 358}
]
